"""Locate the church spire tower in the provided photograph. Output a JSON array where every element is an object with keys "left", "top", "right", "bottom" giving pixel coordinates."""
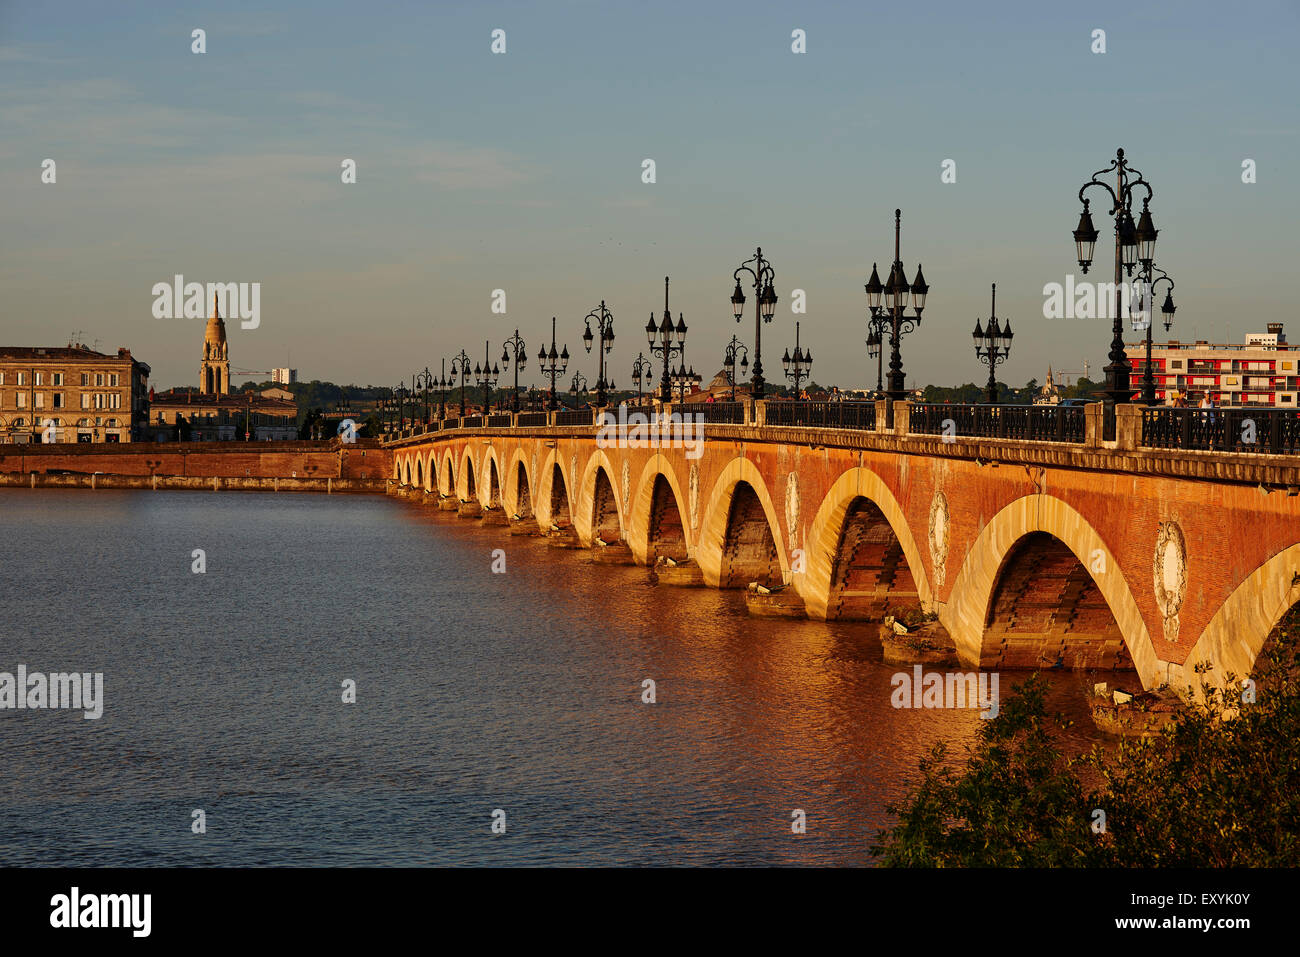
[{"left": 201, "top": 293, "right": 230, "bottom": 395}]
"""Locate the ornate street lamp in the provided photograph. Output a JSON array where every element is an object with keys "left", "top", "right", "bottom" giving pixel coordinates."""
[
  {"left": 670, "top": 362, "right": 696, "bottom": 402},
  {"left": 730, "top": 248, "right": 778, "bottom": 398},
  {"left": 583, "top": 300, "right": 616, "bottom": 407},
  {"left": 646, "top": 276, "right": 687, "bottom": 403},
  {"left": 1133, "top": 264, "right": 1176, "bottom": 405},
  {"left": 722, "top": 334, "right": 748, "bottom": 401},
  {"left": 1072, "top": 148, "right": 1160, "bottom": 407},
  {"left": 865, "top": 210, "right": 928, "bottom": 406},
  {"left": 450, "top": 350, "right": 472, "bottom": 416},
  {"left": 435, "top": 358, "right": 450, "bottom": 420},
  {"left": 972, "top": 283, "right": 1013, "bottom": 405},
  {"left": 631, "top": 352, "right": 652, "bottom": 405},
  {"left": 537, "top": 316, "right": 569, "bottom": 411},
  {"left": 414, "top": 370, "right": 432, "bottom": 425},
  {"left": 501, "top": 329, "right": 528, "bottom": 412},
  {"left": 473, "top": 340, "right": 500, "bottom": 414},
  {"left": 569, "top": 371, "right": 588, "bottom": 408},
  {"left": 782, "top": 322, "right": 812, "bottom": 398}
]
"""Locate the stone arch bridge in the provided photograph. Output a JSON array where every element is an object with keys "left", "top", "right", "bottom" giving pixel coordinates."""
[{"left": 384, "top": 401, "right": 1300, "bottom": 694}]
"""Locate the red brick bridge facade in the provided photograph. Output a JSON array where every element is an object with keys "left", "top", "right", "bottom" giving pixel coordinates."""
[{"left": 386, "top": 401, "right": 1300, "bottom": 694}]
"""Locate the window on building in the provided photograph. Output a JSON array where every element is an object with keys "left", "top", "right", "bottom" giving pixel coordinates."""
[
  {"left": 109, "top": 373, "right": 119, "bottom": 386},
  {"left": 95, "top": 373, "right": 104, "bottom": 387},
  {"left": 53, "top": 373, "right": 63, "bottom": 386},
  {"left": 53, "top": 393, "right": 64, "bottom": 409},
  {"left": 34, "top": 393, "right": 44, "bottom": 409},
  {"left": 80, "top": 373, "right": 89, "bottom": 386},
  {"left": 16, "top": 393, "right": 26, "bottom": 408},
  {"left": 34, "top": 372, "right": 44, "bottom": 386},
  {"left": 16, "top": 373, "right": 26, "bottom": 386}
]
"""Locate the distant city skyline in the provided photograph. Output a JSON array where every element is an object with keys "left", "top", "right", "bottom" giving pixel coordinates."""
[{"left": 2, "top": 0, "right": 1296, "bottom": 391}]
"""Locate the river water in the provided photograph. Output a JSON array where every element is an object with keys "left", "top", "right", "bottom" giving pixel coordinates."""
[{"left": 0, "top": 489, "right": 1098, "bottom": 866}]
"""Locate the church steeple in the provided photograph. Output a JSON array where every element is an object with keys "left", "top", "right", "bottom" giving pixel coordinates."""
[{"left": 200, "top": 293, "right": 231, "bottom": 395}]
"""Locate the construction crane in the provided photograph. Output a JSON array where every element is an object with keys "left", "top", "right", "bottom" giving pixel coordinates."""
[{"left": 1054, "top": 360, "right": 1091, "bottom": 387}]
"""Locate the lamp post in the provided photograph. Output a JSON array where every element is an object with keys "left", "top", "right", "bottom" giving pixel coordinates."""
[
  {"left": 583, "top": 300, "right": 616, "bottom": 408},
  {"left": 1133, "top": 264, "right": 1176, "bottom": 405},
  {"left": 569, "top": 371, "right": 588, "bottom": 408},
  {"left": 415, "top": 369, "right": 433, "bottom": 425},
  {"left": 723, "top": 334, "right": 749, "bottom": 401},
  {"left": 670, "top": 363, "right": 696, "bottom": 402},
  {"left": 864, "top": 312, "right": 889, "bottom": 395},
  {"left": 646, "top": 276, "right": 687, "bottom": 403},
  {"left": 450, "top": 350, "right": 472, "bottom": 416},
  {"left": 730, "top": 249, "right": 778, "bottom": 398},
  {"left": 394, "top": 381, "right": 408, "bottom": 429},
  {"left": 782, "top": 322, "right": 812, "bottom": 399},
  {"left": 972, "top": 283, "right": 1014, "bottom": 405},
  {"left": 537, "top": 316, "right": 569, "bottom": 411},
  {"left": 864, "top": 210, "right": 929, "bottom": 405},
  {"left": 501, "top": 329, "right": 527, "bottom": 412},
  {"left": 473, "top": 341, "right": 500, "bottom": 414},
  {"left": 436, "top": 358, "right": 449, "bottom": 420},
  {"left": 631, "top": 353, "right": 652, "bottom": 405},
  {"left": 1072, "top": 147, "right": 1160, "bottom": 407}
]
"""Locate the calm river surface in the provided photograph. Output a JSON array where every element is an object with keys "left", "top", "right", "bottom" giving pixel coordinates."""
[{"left": 0, "top": 489, "right": 1098, "bottom": 866}]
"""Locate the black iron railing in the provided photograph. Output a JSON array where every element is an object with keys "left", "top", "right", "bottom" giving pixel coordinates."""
[
  {"left": 910, "top": 404, "right": 1086, "bottom": 443},
  {"left": 485, "top": 414, "right": 511, "bottom": 428},
  {"left": 555, "top": 408, "right": 591, "bottom": 426},
  {"left": 1142, "top": 407, "right": 1300, "bottom": 453},
  {"left": 765, "top": 400, "right": 877, "bottom": 431},
  {"left": 694, "top": 401, "right": 747, "bottom": 424},
  {"left": 515, "top": 411, "right": 548, "bottom": 427}
]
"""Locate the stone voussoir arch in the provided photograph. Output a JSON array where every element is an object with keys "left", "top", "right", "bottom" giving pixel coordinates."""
[
  {"left": 943, "top": 493, "right": 1158, "bottom": 689},
  {"left": 801, "top": 466, "right": 934, "bottom": 622},
  {"left": 628, "top": 456, "right": 694, "bottom": 566},
  {"left": 576, "top": 448, "right": 625, "bottom": 546},
  {"left": 505, "top": 445, "right": 533, "bottom": 517},
  {"left": 537, "top": 446, "right": 574, "bottom": 528},
  {"left": 1178, "top": 542, "right": 1300, "bottom": 695},
  {"left": 695, "top": 456, "right": 791, "bottom": 589}
]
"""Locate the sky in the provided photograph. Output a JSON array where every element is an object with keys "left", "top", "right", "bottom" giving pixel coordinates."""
[{"left": 1, "top": 0, "right": 1297, "bottom": 392}]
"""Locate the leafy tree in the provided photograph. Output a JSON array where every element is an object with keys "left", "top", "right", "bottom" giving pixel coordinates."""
[{"left": 875, "top": 610, "right": 1300, "bottom": 866}]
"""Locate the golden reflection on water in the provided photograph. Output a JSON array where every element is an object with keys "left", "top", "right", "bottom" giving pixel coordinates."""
[{"left": 403, "top": 502, "right": 1103, "bottom": 864}]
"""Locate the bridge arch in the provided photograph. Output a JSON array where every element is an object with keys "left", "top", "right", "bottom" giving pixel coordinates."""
[
  {"left": 440, "top": 449, "right": 456, "bottom": 497},
  {"left": 415, "top": 457, "right": 423, "bottom": 491},
  {"left": 505, "top": 447, "right": 533, "bottom": 517},
  {"left": 538, "top": 448, "right": 574, "bottom": 528},
  {"left": 1181, "top": 542, "right": 1300, "bottom": 693},
  {"left": 459, "top": 447, "right": 478, "bottom": 501},
  {"left": 578, "top": 451, "right": 624, "bottom": 545},
  {"left": 629, "top": 458, "right": 692, "bottom": 565},
  {"left": 696, "top": 458, "right": 789, "bottom": 588},
  {"left": 482, "top": 446, "right": 504, "bottom": 508},
  {"left": 802, "top": 467, "right": 932, "bottom": 621},
  {"left": 424, "top": 450, "right": 438, "bottom": 493},
  {"left": 943, "top": 494, "right": 1156, "bottom": 688}
]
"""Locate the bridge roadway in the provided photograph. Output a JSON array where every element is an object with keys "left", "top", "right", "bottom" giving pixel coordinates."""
[{"left": 384, "top": 400, "right": 1300, "bottom": 695}]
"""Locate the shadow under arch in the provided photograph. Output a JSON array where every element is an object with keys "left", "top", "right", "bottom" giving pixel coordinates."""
[
  {"left": 538, "top": 448, "right": 574, "bottom": 528},
  {"left": 695, "top": 458, "right": 789, "bottom": 589},
  {"left": 801, "top": 467, "right": 932, "bottom": 622},
  {"left": 459, "top": 447, "right": 477, "bottom": 501},
  {"left": 441, "top": 449, "right": 456, "bottom": 497},
  {"left": 505, "top": 447, "right": 532, "bottom": 517},
  {"left": 425, "top": 450, "right": 438, "bottom": 493},
  {"left": 943, "top": 493, "right": 1156, "bottom": 688},
  {"left": 577, "top": 450, "right": 624, "bottom": 545},
  {"left": 628, "top": 457, "right": 693, "bottom": 566}
]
